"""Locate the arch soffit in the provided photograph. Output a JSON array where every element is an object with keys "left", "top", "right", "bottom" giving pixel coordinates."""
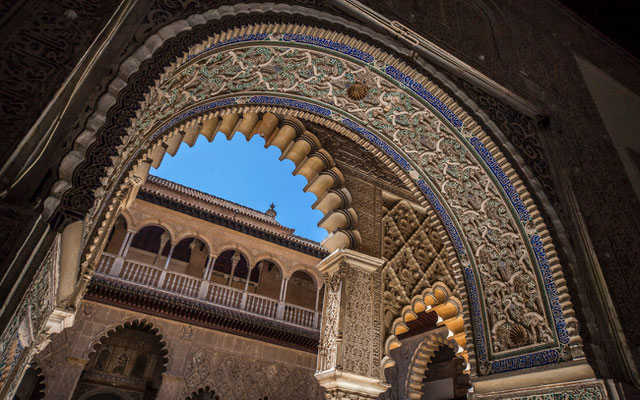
[
  {"left": 253, "top": 255, "right": 285, "bottom": 271},
  {"left": 254, "top": 258, "right": 285, "bottom": 281},
  {"left": 116, "top": 210, "right": 133, "bottom": 230},
  {"left": 55, "top": 6, "right": 576, "bottom": 376},
  {"left": 76, "top": 387, "right": 128, "bottom": 400},
  {"left": 405, "top": 330, "right": 464, "bottom": 400}
]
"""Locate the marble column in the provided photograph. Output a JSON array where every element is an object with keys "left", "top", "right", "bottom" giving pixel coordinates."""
[
  {"left": 198, "top": 256, "right": 215, "bottom": 300},
  {"left": 275, "top": 277, "right": 289, "bottom": 320},
  {"left": 153, "top": 232, "right": 170, "bottom": 266},
  {"left": 314, "top": 249, "right": 387, "bottom": 399},
  {"left": 158, "top": 243, "right": 175, "bottom": 287},
  {"left": 313, "top": 284, "right": 323, "bottom": 329},
  {"left": 163, "top": 243, "right": 175, "bottom": 269},
  {"left": 227, "top": 251, "right": 241, "bottom": 286},
  {"left": 111, "top": 229, "right": 136, "bottom": 277},
  {"left": 120, "top": 229, "right": 136, "bottom": 258}
]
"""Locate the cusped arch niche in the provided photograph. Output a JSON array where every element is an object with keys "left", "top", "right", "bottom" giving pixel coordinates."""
[
  {"left": 51, "top": 9, "right": 580, "bottom": 378},
  {"left": 79, "top": 319, "right": 169, "bottom": 399}
]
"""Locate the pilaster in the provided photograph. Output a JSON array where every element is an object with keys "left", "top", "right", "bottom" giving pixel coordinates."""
[{"left": 315, "top": 249, "right": 388, "bottom": 399}]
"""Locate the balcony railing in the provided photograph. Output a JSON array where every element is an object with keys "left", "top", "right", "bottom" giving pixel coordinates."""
[{"left": 95, "top": 253, "right": 320, "bottom": 330}]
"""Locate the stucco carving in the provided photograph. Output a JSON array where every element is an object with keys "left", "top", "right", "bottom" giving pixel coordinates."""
[
  {"left": 382, "top": 200, "right": 455, "bottom": 332},
  {"left": 182, "top": 346, "right": 324, "bottom": 399},
  {"left": 474, "top": 378, "right": 608, "bottom": 400},
  {"left": 318, "top": 268, "right": 343, "bottom": 373},
  {"left": 0, "top": 234, "right": 60, "bottom": 398}
]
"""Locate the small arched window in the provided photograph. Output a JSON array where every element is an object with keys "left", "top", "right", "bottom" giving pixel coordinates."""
[
  {"left": 94, "top": 349, "right": 110, "bottom": 371},
  {"left": 131, "top": 354, "right": 147, "bottom": 378}
]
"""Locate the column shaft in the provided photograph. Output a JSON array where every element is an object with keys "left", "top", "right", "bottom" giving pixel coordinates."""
[
  {"left": 120, "top": 230, "right": 136, "bottom": 258},
  {"left": 117, "top": 231, "right": 132, "bottom": 256},
  {"left": 163, "top": 244, "right": 175, "bottom": 269}
]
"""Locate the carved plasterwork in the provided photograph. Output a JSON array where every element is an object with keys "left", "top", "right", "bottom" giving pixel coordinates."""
[
  {"left": 316, "top": 250, "right": 387, "bottom": 398},
  {"left": 319, "top": 270, "right": 341, "bottom": 372},
  {"left": 183, "top": 347, "right": 324, "bottom": 400},
  {"left": 317, "top": 252, "right": 384, "bottom": 382},
  {"left": 382, "top": 200, "right": 456, "bottom": 332},
  {"left": 0, "top": 0, "right": 119, "bottom": 166},
  {"left": 343, "top": 264, "right": 381, "bottom": 378},
  {"left": 474, "top": 378, "right": 608, "bottom": 400},
  {"left": 48, "top": 17, "right": 578, "bottom": 375},
  {"left": 0, "top": 234, "right": 59, "bottom": 397}
]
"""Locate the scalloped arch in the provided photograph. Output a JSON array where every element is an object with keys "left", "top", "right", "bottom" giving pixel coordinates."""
[
  {"left": 382, "top": 283, "right": 468, "bottom": 371},
  {"left": 187, "top": 387, "right": 220, "bottom": 400},
  {"left": 84, "top": 317, "right": 170, "bottom": 370},
  {"left": 133, "top": 112, "right": 360, "bottom": 252},
  {"left": 49, "top": 7, "right": 580, "bottom": 376}
]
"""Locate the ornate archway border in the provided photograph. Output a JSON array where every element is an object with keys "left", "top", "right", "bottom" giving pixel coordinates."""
[
  {"left": 187, "top": 387, "right": 220, "bottom": 400},
  {"left": 46, "top": 7, "right": 580, "bottom": 376}
]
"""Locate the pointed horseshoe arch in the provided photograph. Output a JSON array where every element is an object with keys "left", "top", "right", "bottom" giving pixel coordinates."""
[{"left": 47, "top": 6, "right": 580, "bottom": 377}]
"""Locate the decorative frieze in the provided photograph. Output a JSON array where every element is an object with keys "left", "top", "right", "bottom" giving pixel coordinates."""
[{"left": 473, "top": 378, "right": 608, "bottom": 400}]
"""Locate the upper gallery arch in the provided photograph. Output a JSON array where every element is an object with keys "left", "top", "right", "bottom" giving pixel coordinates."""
[{"left": 46, "top": 5, "right": 578, "bottom": 377}]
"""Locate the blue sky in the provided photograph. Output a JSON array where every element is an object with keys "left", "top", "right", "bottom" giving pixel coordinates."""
[{"left": 153, "top": 133, "right": 327, "bottom": 242}]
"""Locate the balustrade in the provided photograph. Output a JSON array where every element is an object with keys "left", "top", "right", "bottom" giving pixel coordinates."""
[
  {"left": 245, "top": 292, "right": 279, "bottom": 319},
  {"left": 162, "top": 272, "right": 200, "bottom": 297},
  {"left": 207, "top": 283, "right": 244, "bottom": 308},
  {"left": 284, "top": 304, "right": 316, "bottom": 328},
  {"left": 120, "top": 260, "right": 162, "bottom": 287},
  {"left": 95, "top": 253, "right": 319, "bottom": 329},
  {"left": 96, "top": 253, "right": 116, "bottom": 274}
]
